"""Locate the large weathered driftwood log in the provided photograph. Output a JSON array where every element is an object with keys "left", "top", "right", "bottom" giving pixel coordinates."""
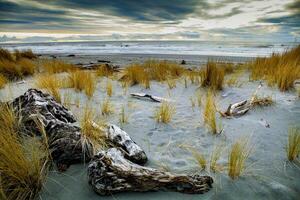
[
  {"left": 88, "top": 148, "right": 213, "bottom": 195},
  {"left": 10, "top": 89, "right": 147, "bottom": 169},
  {"left": 11, "top": 89, "right": 93, "bottom": 169}
]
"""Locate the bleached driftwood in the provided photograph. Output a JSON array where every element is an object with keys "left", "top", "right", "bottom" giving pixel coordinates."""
[
  {"left": 11, "top": 89, "right": 93, "bottom": 170},
  {"left": 88, "top": 148, "right": 213, "bottom": 195},
  {"left": 220, "top": 83, "right": 263, "bottom": 117},
  {"left": 130, "top": 93, "right": 170, "bottom": 103},
  {"left": 10, "top": 89, "right": 147, "bottom": 170},
  {"left": 90, "top": 122, "right": 147, "bottom": 164}
]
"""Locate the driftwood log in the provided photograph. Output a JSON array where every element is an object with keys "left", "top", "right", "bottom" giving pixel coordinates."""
[
  {"left": 11, "top": 89, "right": 93, "bottom": 170},
  {"left": 130, "top": 93, "right": 171, "bottom": 103},
  {"left": 88, "top": 148, "right": 213, "bottom": 195},
  {"left": 91, "top": 122, "right": 147, "bottom": 165},
  {"left": 10, "top": 89, "right": 147, "bottom": 169},
  {"left": 220, "top": 83, "right": 263, "bottom": 117}
]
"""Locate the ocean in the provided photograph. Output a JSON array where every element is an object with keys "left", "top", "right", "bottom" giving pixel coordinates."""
[{"left": 0, "top": 40, "right": 297, "bottom": 58}]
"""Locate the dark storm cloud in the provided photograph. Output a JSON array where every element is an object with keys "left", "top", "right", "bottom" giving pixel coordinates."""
[
  {"left": 41, "top": 0, "right": 201, "bottom": 21},
  {"left": 260, "top": 0, "right": 300, "bottom": 28}
]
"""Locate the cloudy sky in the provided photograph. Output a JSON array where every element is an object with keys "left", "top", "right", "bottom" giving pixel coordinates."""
[{"left": 0, "top": 0, "right": 299, "bottom": 43}]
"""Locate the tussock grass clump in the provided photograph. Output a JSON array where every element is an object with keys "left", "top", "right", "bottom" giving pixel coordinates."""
[
  {"left": 166, "top": 78, "right": 176, "bottom": 89},
  {"left": 228, "top": 138, "right": 252, "bottom": 179},
  {"left": 68, "top": 70, "right": 97, "bottom": 99},
  {"left": 101, "top": 98, "right": 114, "bottom": 116},
  {"left": 35, "top": 74, "right": 62, "bottom": 102},
  {"left": 201, "top": 61, "right": 225, "bottom": 90},
  {"left": 0, "top": 59, "right": 35, "bottom": 79},
  {"left": 121, "top": 64, "right": 150, "bottom": 88},
  {"left": 106, "top": 80, "right": 113, "bottom": 97},
  {"left": 286, "top": 127, "right": 300, "bottom": 161},
  {"left": 96, "top": 64, "right": 114, "bottom": 77},
  {"left": 80, "top": 106, "right": 107, "bottom": 152},
  {"left": 0, "top": 48, "right": 37, "bottom": 80},
  {"left": 0, "top": 74, "right": 8, "bottom": 88},
  {"left": 203, "top": 91, "right": 219, "bottom": 134},
  {"left": 119, "top": 105, "right": 128, "bottom": 124},
  {"left": 0, "top": 48, "right": 14, "bottom": 62},
  {"left": 121, "top": 60, "right": 187, "bottom": 88},
  {"left": 41, "top": 59, "right": 74, "bottom": 74},
  {"left": 191, "top": 149, "right": 207, "bottom": 170},
  {"left": 210, "top": 142, "right": 224, "bottom": 172},
  {"left": 0, "top": 104, "right": 50, "bottom": 200},
  {"left": 14, "top": 49, "right": 37, "bottom": 61},
  {"left": 249, "top": 45, "right": 300, "bottom": 91},
  {"left": 154, "top": 101, "right": 175, "bottom": 123}
]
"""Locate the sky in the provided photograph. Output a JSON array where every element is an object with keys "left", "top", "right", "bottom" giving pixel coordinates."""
[{"left": 0, "top": 0, "right": 299, "bottom": 43}]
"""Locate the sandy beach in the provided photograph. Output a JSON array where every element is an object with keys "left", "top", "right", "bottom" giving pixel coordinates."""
[{"left": 0, "top": 46, "right": 299, "bottom": 200}]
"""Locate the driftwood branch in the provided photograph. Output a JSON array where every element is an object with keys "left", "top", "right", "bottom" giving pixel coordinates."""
[
  {"left": 220, "top": 83, "right": 263, "bottom": 117},
  {"left": 88, "top": 148, "right": 213, "bottom": 195},
  {"left": 130, "top": 93, "right": 171, "bottom": 103}
]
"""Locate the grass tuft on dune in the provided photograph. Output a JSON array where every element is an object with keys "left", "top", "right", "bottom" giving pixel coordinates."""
[
  {"left": 201, "top": 61, "right": 225, "bottom": 90},
  {"left": 286, "top": 127, "right": 300, "bottom": 162},
  {"left": 249, "top": 45, "right": 300, "bottom": 91},
  {"left": 0, "top": 104, "right": 50, "bottom": 200},
  {"left": 228, "top": 137, "right": 252, "bottom": 179},
  {"left": 154, "top": 101, "right": 175, "bottom": 123}
]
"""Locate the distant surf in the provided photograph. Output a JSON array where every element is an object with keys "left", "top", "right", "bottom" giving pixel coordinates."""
[{"left": 0, "top": 40, "right": 298, "bottom": 58}]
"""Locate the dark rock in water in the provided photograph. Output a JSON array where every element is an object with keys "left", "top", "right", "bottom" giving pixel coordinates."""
[
  {"left": 50, "top": 55, "right": 57, "bottom": 59},
  {"left": 97, "top": 60, "right": 111, "bottom": 63},
  {"left": 181, "top": 60, "right": 186, "bottom": 65},
  {"left": 88, "top": 148, "right": 213, "bottom": 195},
  {"left": 89, "top": 62, "right": 94, "bottom": 64},
  {"left": 11, "top": 89, "right": 93, "bottom": 170},
  {"left": 67, "top": 54, "right": 75, "bottom": 57}
]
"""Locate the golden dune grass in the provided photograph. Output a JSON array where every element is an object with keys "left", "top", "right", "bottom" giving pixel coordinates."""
[
  {"left": 0, "top": 74, "right": 7, "bottom": 89},
  {"left": 286, "top": 127, "right": 300, "bottom": 161},
  {"left": 14, "top": 49, "right": 37, "bottom": 61},
  {"left": 210, "top": 142, "right": 224, "bottom": 172},
  {"left": 101, "top": 98, "right": 114, "bottom": 116},
  {"left": 0, "top": 48, "right": 37, "bottom": 80},
  {"left": 68, "top": 70, "right": 97, "bottom": 99},
  {"left": 203, "top": 91, "right": 218, "bottom": 134},
  {"left": 106, "top": 80, "right": 113, "bottom": 97},
  {"left": 80, "top": 106, "right": 107, "bottom": 152},
  {"left": 0, "top": 59, "right": 36, "bottom": 79},
  {"left": 191, "top": 149, "right": 207, "bottom": 170},
  {"left": 154, "top": 101, "right": 175, "bottom": 123},
  {"left": 96, "top": 64, "right": 114, "bottom": 77},
  {"left": 40, "top": 59, "right": 74, "bottom": 74},
  {"left": 166, "top": 77, "right": 176, "bottom": 89},
  {"left": 201, "top": 61, "right": 225, "bottom": 90},
  {"left": 249, "top": 45, "right": 300, "bottom": 91},
  {"left": 35, "top": 74, "right": 63, "bottom": 102},
  {"left": 121, "top": 64, "right": 150, "bottom": 88},
  {"left": 0, "top": 48, "right": 14, "bottom": 62},
  {"left": 121, "top": 60, "right": 187, "bottom": 88},
  {"left": 0, "top": 104, "right": 49, "bottom": 200},
  {"left": 119, "top": 105, "right": 128, "bottom": 124},
  {"left": 228, "top": 138, "right": 252, "bottom": 179}
]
